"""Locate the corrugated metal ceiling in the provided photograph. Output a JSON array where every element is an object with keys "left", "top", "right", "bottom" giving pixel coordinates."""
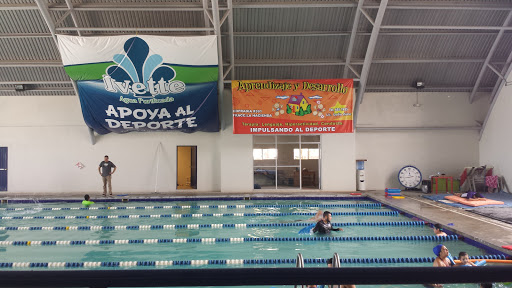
[{"left": 0, "top": 0, "right": 511, "bottom": 97}]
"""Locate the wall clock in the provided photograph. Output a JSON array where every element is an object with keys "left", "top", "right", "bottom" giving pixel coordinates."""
[{"left": 398, "top": 165, "right": 422, "bottom": 189}]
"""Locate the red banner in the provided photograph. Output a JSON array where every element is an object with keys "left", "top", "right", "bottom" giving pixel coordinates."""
[{"left": 232, "top": 79, "right": 353, "bottom": 134}]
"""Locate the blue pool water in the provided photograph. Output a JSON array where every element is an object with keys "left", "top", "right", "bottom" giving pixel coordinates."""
[{"left": 0, "top": 198, "right": 509, "bottom": 288}]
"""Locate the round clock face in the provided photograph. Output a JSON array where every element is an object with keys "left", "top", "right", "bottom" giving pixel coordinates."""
[{"left": 398, "top": 166, "right": 422, "bottom": 188}]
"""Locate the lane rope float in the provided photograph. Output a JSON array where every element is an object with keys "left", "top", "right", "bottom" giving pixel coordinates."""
[
  {"left": 0, "top": 221, "right": 425, "bottom": 232},
  {"left": 0, "top": 254, "right": 506, "bottom": 269},
  {"left": 0, "top": 203, "right": 381, "bottom": 211},
  {"left": 0, "top": 211, "right": 399, "bottom": 221}
]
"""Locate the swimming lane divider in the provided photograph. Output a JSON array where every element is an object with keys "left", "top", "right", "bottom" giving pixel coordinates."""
[
  {"left": 0, "top": 203, "right": 381, "bottom": 211},
  {"left": 0, "top": 235, "right": 458, "bottom": 247},
  {"left": 0, "top": 221, "right": 426, "bottom": 232},
  {"left": 0, "top": 211, "right": 399, "bottom": 221},
  {"left": 0, "top": 254, "right": 506, "bottom": 269}
]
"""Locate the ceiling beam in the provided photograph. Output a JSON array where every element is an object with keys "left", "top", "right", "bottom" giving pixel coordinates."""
[
  {"left": 34, "top": 0, "right": 96, "bottom": 145},
  {"left": 211, "top": 0, "right": 225, "bottom": 130},
  {"left": 354, "top": 0, "right": 388, "bottom": 129},
  {"left": 202, "top": 0, "right": 212, "bottom": 35},
  {"left": 0, "top": 82, "right": 494, "bottom": 93},
  {"left": 1, "top": 31, "right": 509, "bottom": 39},
  {"left": 359, "top": 8, "right": 375, "bottom": 26},
  {"left": 227, "top": 0, "right": 235, "bottom": 81},
  {"left": 479, "top": 51, "right": 512, "bottom": 140},
  {"left": 363, "top": 3, "right": 512, "bottom": 11},
  {"left": 34, "top": 0, "right": 58, "bottom": 45},
  {"left": 0, "top": 58, "right": 500, "bottom": 68},
  {"left": 2, "top": 2, "right": 510, "bottom": 11},
  {"left": 356, "top": 126, "right": 482, "bottom": 131},
  {"left": 55, "top": 27, "right": 214, "bottom": 32},
  {"left": 469, "top": 11, "right": 512, "bottom": 103},
  {"left": 343, "top": 0, "right": 364, "bottom": 78},
  {"left": 487, "top": 63, "right": 507, "bottom": 81},
  {"left": 0, "top": 81, "right": 72, "bottom": 85},
  {"left": 48, "top": 4, "right": 227, "bottom": 11},
  {"left": 64, "top": 0, "right": 82, "bottom": 36},
  {"left": 365, "top": 86, "right": 493, "bottom": 92},
  {"left": 381, "top": 25, "right": 512, "bottom": 31}
]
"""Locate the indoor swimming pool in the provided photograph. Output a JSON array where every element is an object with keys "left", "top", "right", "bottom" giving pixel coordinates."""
[{"left": 0, "top": 196, "right": 509, "bottom": 288}]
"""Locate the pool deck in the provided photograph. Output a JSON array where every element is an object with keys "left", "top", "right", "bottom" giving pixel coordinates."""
[{"left": 1, "top": 190, "right": 511, "bottom": 256}]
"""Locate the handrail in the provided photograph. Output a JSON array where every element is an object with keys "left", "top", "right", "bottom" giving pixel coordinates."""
[
  {"left": 333, "top": 253, "right": 340, "bottom": 268},
  {"left": 0, "top": 267, "right": 511, "bottom": 287},
  {"left": 295, "top": 253, "right": 305, "bottom": 288}
]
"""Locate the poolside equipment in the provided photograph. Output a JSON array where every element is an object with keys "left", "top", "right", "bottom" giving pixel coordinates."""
[
  {"left": 356, "top": 159, "right": 367, "bottom": 191},
  {"left": 448, "top": 253, "right": 456, "bottom": 266},
  {"left": 385, "top": 188, "right": 402, "bottom": 197},
  {"left": 502, "top": 245, "right": 512, "bottom": 250},
  {"left": 444, "top": 195, "right": 505, "bottom": 207}
]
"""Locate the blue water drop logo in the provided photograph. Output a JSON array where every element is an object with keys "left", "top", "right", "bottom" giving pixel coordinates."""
[{"left": 102, "top": 37, "right": 185, "bottom": 97}]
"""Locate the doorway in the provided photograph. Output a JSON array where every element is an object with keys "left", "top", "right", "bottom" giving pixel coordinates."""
[
  {"left": 177, "top": 146, "right": 197, "bottom": 189},
  {"left": 0, "top": 147, "right": 7, "bottom": 191}
]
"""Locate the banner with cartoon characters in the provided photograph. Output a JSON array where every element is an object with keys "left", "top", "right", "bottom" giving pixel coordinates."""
[
  {"left": 57, "top": 35, "right": 219, "bottom": 134},
  {"left": 232, "top": 79, "right": 353, "bottom": 134}
]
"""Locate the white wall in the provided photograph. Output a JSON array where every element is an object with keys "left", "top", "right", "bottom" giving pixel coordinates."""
[
  {"left": 220, "top": 91, "right": 253, "bottom": 192},
  {"left": 0, "top": 90, "right": 490, "bottom": 193},
  {"left": 355, "top": 92, "right": 489, "bottom": 190},
  {"left": 0, "top": 96, "right": 220, "bottom": 193},
  {"left": 479, "top": 74, "right": 512, "bottom": 187},
  {"left": 322, "top": 133, "right": 356, "bottom": 191}
]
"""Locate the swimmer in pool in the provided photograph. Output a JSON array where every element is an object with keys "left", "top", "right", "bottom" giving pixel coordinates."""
[
  {"left": 82, "top": 194, "right": 94, "bottom": 206},
  {"left": 433, "top": 224, "right": 447, "bottom": 237},
  {"left": 313, "top": 211, "right": 343, "bottom": 234},
  {"left": 457, "top": 252, "right": 476, "bottom": 266},
  {"left": 433, "top": 245, "right": 455, "bottom": 268},
  {"left": 282, "top": 209, "right": 323, "bottom": 223},
  {"left": 424, "top": 245, "right": 455, "bottom": 288}
]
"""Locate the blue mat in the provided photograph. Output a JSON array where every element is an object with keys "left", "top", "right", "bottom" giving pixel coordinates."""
[{"left": 422, "top": 191, "right": 512, "bottom": 209}]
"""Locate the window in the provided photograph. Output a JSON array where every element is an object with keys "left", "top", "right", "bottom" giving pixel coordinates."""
[
  {"left": 253, "top": 136, "right": 320, "bottom": 190},
  {"left": 253, "top": 149, "right": 277, "bottom": 160},
  {"left": 293, "top": 148, "right": 320, "bottom": 160}
]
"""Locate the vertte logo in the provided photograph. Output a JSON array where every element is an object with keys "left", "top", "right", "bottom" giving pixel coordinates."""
[{"left": 102, "top": 37, "right": 185, "bottom": 98}]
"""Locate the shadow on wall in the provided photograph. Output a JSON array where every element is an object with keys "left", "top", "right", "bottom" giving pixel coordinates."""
[{"left": 386, "top": 172, "right": 400, "bottom": 189}]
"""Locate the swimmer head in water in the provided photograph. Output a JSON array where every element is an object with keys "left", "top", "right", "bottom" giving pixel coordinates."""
[{"left": 433, "top": 244, "right": 449, "bottom": 258}]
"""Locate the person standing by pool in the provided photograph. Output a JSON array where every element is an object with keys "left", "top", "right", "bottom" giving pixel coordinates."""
[
  {"left": 313, "top": 211, "right": 343, "bottom": 234},
  {"left": 433, "top": 224, "right": 447, "bottom": 237},
  {"left": 98, "top": 155, "right": 116, "bottom": 197}
]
